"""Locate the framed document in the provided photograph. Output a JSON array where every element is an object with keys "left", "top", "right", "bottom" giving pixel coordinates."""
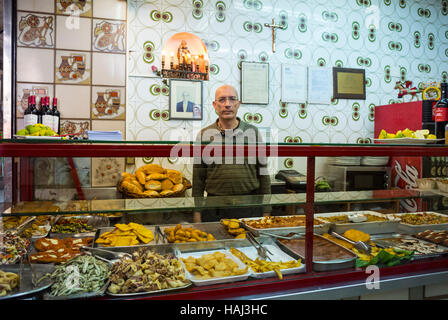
[
  {"left": 169, "top": 79, "right": 203, "bottom": 120},
  {"left": 333, "top": 67, "right": 366, "bottom": 100},
  {"left": 308, "top": 67, "right": 332, "bottom": 104},
  {"left": 241, "top": 61, "right": 269, "bottom": 104},
  {"left": 281, "top": 64, "right": 307, "bottom": 103}
]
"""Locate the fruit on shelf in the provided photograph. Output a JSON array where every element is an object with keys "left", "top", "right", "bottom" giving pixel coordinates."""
[
  {"left": 16, "top": 124, "right": 58, "bottom": 137},
  {"left": 377, "top": 128, "right": 436, "bottom": 140}
]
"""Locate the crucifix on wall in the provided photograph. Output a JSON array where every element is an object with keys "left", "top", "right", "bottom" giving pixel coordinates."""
[{"left": 264, "top": 18, "right": 285, "bottom": 53}]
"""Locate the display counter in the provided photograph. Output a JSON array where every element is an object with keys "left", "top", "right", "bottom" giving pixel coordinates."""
[{"left": 2, "top": 139, "right": 448, "bottom": 300}]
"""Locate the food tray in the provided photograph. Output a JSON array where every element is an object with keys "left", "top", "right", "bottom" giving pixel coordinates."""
[
  {"left": 93, "top": 225, "right": 157, "bottom": 247},
  {"left": 158, "top": 222, "right": 236, "bottom": 243},
  {"left": 50, "top": 215, "right": 109, "bottom": 238},
  {"left": 371, "top": 233, "right": 448, "bottom": 260},
  {"left": 389, "top": 212, "right": 448, "bottom": 234},
  {"left": 374, "top": 138, "right": 443, "bottom": 144},
  {"left": 240, "top": 215, "right": 330, "bottom": 237},
  {"left": 275, "top": 234, "right": 357, "bottom": 272},
  {"left": 43, "top": 280, "right": 111, "bottom": 300},
  {"left": 229, "top": 242, "right": 305, "bottom": 278},
  {"left": 178, "top": 248, "right": 251, "bottom": 286},
  {"left": 0, "top": 264, "right": 54, "bottom": 300},
  {"left": 98, "top": 244, "right": 192, "bottom": 296},
  {"left": 316, "top": 211, "right": 400, "bottom": 235}
]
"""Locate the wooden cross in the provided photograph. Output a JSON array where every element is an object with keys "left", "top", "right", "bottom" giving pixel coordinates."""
[{"left": 264, "top": 18, "right": 285, "bottom": 53}]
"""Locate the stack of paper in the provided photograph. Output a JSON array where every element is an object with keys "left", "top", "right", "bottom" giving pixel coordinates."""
[{"left": 86, "top": 130, "right": 123, "bottom": 141}]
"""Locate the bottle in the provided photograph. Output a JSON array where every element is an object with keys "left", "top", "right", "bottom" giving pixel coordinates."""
[
  {"left": 52, "top": 97, "right": 60, "bottom": 135},
  {"left": 23, "top": 95, "right": 38, "bottom": 127},
  {"left": 41, "top": 96, "right": 54, "bottom": 130},
  {"left": 36, "top": 96, "right": 44, "bottom": 124},
  {"left": 435, "top": 82, "right": 448, "bottom": 143}
]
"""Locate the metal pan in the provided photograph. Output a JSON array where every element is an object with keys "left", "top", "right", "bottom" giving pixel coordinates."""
[
  {"left": 240, "top": 215, "right": 330, "bottom": 237},
  {"left": 0, "top": 264, "right": 54, "bottom": 300},
  {"left": 275, "top": 234, "right": 357, "bottom": 272},
  {"left": 316, "top": 211, "right": 400, "bottom": 235},
  {"left": 388, "top": 212, "right": 448, "bottom": 234},
  {"left": 158, "top": 222, "right": 236, "bottom": 242},
  {"left": 50, "top": 215, "right": 109, "bottom": 238},
  {"left": 371, "top": 233, "right": 448, "bottom": 260}
]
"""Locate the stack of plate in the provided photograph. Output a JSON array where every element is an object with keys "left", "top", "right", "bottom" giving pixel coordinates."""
[
  {"left": 360, "top": 156, "right": 389, "bottom": 166},
  {"left": 328, "top": 157, "right": 361, "bottom": 166}
]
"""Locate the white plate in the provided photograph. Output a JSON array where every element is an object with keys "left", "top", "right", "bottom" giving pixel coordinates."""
[
  {"left": 374, "top": 138, "right": 443, "bottom": 144},
  {"left": 179, "top": 249, "right": 251, "bottom": 286},
  {"left": 14, "top": 135, "right": 62, "bottom": 140},
  {"left": 229, "top": 244, "right": 305, "bottom": 279}
]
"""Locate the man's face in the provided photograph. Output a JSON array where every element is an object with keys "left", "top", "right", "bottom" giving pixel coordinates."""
[{"left": 212, "top": 86, "right": 240, "bottom": 121}]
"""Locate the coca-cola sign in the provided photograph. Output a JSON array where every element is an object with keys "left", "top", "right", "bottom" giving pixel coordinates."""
[{"left": 392, "top": 157, "right": 421, "bottom": 212}]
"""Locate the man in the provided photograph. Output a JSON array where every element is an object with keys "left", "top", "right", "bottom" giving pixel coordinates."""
[
  {"left": 176, "top": 91, "right": 194, "bottom": 113},
  {"left": 192, "top": 84, "right": 271, "bottom": 222}
]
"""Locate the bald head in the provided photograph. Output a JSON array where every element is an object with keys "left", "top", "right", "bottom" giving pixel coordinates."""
[{"left": 215, "top": 85, "right": 239, "bottom": 101}]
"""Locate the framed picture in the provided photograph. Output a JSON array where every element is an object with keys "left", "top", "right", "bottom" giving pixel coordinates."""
[
  {"left": 169, "top": 79, "right": 203, "bottom": 120},
  {"left": 240, "top": 61, "right": 269, "bottom": 104},
  {"left": 333, "top": 67, "right": 366, "bottom": 100}
]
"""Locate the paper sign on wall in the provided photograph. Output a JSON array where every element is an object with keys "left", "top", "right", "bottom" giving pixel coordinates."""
[
  {"left": 281, "top": 64, "right": 307, "bottom": 103},
  {"left": 308, "top": 67, "right": 332, "bottom": 104}
]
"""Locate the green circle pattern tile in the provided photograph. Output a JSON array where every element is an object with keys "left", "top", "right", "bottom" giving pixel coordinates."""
[
  {"left": 127, "top": 0, "right": 448, "bottom": 150},
  {"left": 142, "top": 157, "right": 154, "bottom": 164}
]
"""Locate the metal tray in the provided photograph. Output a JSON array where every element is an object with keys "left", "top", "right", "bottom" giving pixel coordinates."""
[
  {"left": 240, "top": 215, "right": 330, "bottom": 237},
  {"left": 371, "top": 233, "right": 448, "bottom": 260},
  {"left": 275, "top": 234, "right": 357, "bottom": 272},
  {"left": 178, "top": 248, "right": 252, "bottom": 286},
  {"left": 389, "top": 212, "right": 448, "bottom": 234},
  {"left": 93, "top": 225, "right": 157, "bottom": 248},
  {"left": 158, "top": 222, "right": 236, "bottom": 243},
  {"left": 50, "top": 215, "right": 110, "bottom": 238},
  {"left": 228, "top": 240, "right": 305, "bottom": 278},
  {"left": 316, "top": 211, "right": 400, "bottom": 235},
  {"left": 0, "top": 264, "right": 54, "bottom": 300},
  {"left": 101, "top": 244, "right": 192, "bottom": 296}
]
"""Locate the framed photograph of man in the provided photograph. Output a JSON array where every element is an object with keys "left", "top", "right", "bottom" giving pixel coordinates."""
[{"left": 169, "top": 79, "right": 203, "bottom": 120}]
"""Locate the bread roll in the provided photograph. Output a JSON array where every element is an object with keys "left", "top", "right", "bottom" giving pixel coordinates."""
[
  {"left": 143, "top": 190, "right": 160, "bottom": 197},
  {"left": 146, "top": 173, "right": 167, "bottom": 181},
  {"left": 135, "top": 169, "right": 147, "bottom": 185},
  {"left": 166, "top": 169, "right": 183, "bottom": 184},
  {"left": 140, "top": 164, "right": 165, "bottom": 174},
  {"left": 172, "top": 183, "right": 184, "bottom": 193},
  {"left": 145, "top": 180, "right": 162, "bottom": 191},
  {"left": 160, "top": 190, "right": 174, "bottom": 197},
  {"left": 160, "top": 179, "right": 174, "bottom": 191}
]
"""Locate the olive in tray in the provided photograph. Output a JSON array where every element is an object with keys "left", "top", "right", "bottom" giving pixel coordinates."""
[{"left": 50, "top": 218, "right": 95, "bottom": 234}]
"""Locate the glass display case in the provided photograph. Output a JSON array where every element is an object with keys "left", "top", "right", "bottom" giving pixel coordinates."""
[{"left": 2, "top": 138, "right": 448, "bottom": 300}]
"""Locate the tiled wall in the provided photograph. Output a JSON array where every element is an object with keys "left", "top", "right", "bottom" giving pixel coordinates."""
[
  {"left": 15, "top": 0, "right": 127, "bottom": 188},
  {"left": 127, "top": 0, "right": 448, "bottom": 178}
]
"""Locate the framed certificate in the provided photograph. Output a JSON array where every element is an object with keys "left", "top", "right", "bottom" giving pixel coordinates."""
[
  {"left": 240, "top": 61, "right": 269, "bottom": 104},
  {"left": 333, "top": 67, "right": 366, "bottom": 100},
  {"left": 281, "top": 64, "right": 307, "bottom": 103},
  {"left": 308, "top": 67, "right": 332, "bottom": 104}
]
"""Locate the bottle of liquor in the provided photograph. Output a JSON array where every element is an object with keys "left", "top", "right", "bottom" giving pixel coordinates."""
[
  {"left": 52, "top": 97, "right": 60, "bottom": 134},
  {"left": 23, "top": 95, "right": 38, "bottom": 127},
  {"left": 435, "top": 82, "right": 448, "bottom": 143},
  {"left": 41, "top": 96, "right": 54, "bottom": 129},
  {"left": 36, "top": 96, "right": 44, "bottom": 124}
]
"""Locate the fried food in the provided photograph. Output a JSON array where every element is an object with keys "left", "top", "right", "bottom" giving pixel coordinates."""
[
  {"left": 242, "top": 216, "right": 323, "bottom": 229},
  {"left": 343, "top": 229, "right": 370, "bottom": 242},
  {"left": 95, "top": 223, "right": 154, "bottom": 247},
  {"left": 0, "top": 270, "right": 19, "bottom": 296},
  {"left": 221, "top": 219, "right": 247, "bottom": 238},
  {"left": 108, "top": 248, "right": 189, "bottom": 294},
  {"left": 164, "top": 224, "right": 216, "bottom": 243},
  {"left": 146, "top": 173, "right": 167, "bottom": 181},
  {"left": 181, "top": 251, "right": 248, "bottom": 279},
  {"left": 229, "top": 247, "right": 301, "bottom": 279},
  {"left": 30, "top": 237, "right": 93, "bottom": 264}
]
